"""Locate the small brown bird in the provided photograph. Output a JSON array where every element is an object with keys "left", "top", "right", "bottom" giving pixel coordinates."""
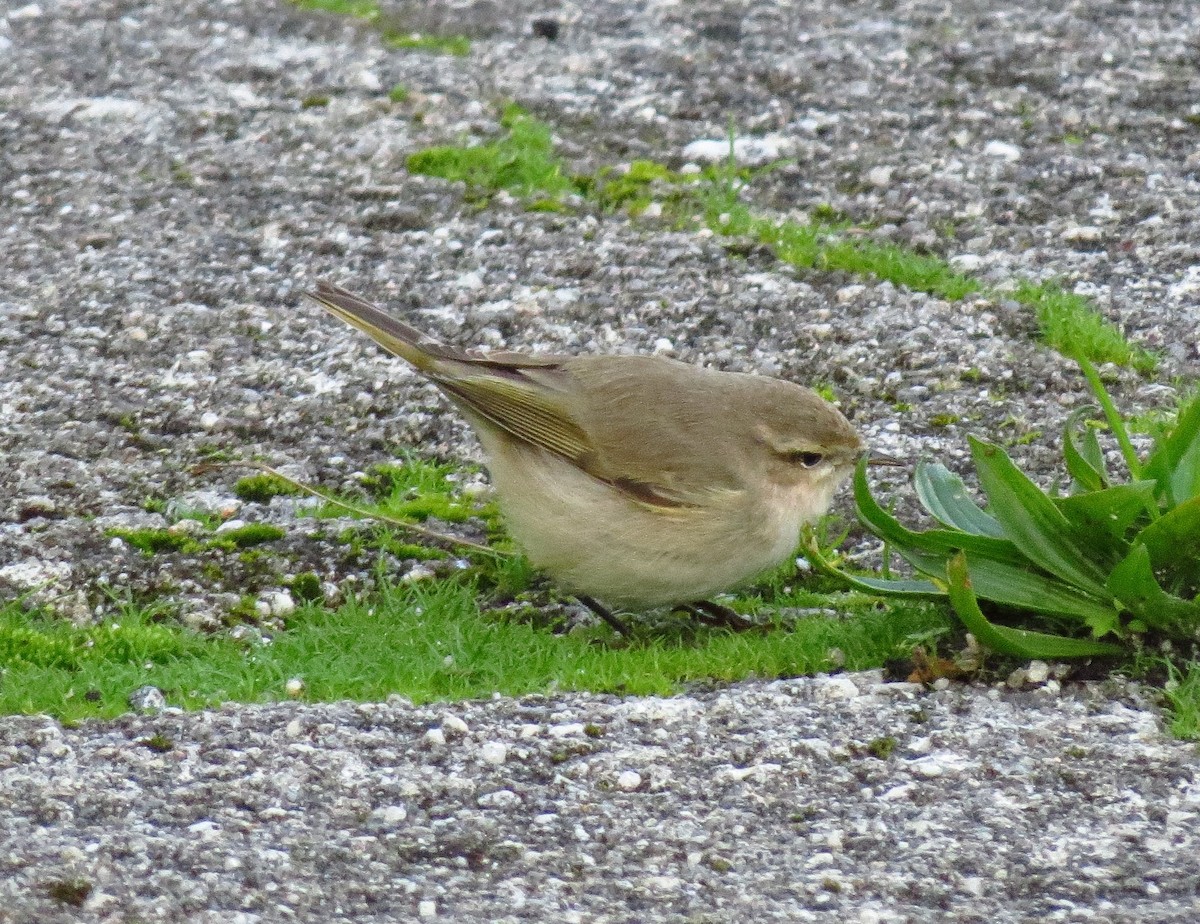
[{"left": 306, "top": 282, "right": 869, "bottom": 632}]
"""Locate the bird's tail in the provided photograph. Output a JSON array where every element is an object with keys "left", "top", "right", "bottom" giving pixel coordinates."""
[{"left": 304, "top": 281, "right": 442, "bottom": 373}]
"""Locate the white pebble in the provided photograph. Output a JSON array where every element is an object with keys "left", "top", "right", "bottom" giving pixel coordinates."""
[
  {"left": 983, "top": 140, "right": 1021, "bottom": 161},
  {"left": 479, "top": 742, "right": 508, "bottom": 765},
  {"left": 1062, "top": 225, "right": 1103, "bottom": 242},
  {"left": 423, "top": 727, "right": 446, "bottom": 747},
  {"left": 616, "top": 770, "right": 642, "bottom": 791},
  {"left": 369, "top": 804, "right": 408, "bottom": 825},
  {"left": 442, "top": 714, "right": 469, "bottom": 736},
  {"left": 418, "top": 900, "right": 437, "bottom": 918},
  {"left": 1025, "top": 660, "right": 1051, "bottom": 684}
]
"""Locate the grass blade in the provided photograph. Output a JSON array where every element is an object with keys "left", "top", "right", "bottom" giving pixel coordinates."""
[
  {"left": 1144, "top": 392, "right": 1200, "bottom": 507},
  {"left": 1062, "top": 406, "right": 1108, "bottom": 492}
]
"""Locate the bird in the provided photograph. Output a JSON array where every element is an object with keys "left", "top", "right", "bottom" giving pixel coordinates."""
[{"left": 305, "top": 281, "right": 872, "bottom": 634}]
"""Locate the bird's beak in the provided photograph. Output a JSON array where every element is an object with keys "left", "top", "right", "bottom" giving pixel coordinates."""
[{"left": 865, "top": 451, "right": 905, "bottom": 467}]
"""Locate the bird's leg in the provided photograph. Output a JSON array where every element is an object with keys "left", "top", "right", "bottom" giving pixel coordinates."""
[
  {"left": 682, "top": 600, "right": 756, "bottom": 632},
  {"left": 576, "top": 595, "right": 632, "bottom": 636}
]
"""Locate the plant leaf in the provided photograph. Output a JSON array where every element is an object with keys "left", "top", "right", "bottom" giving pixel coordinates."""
[
  {"left": 946, "top": 553, "right": 1125, "bottom": 659},
  {"left": 1062, "top": 406, "right": 1108, "bottom": 492},
  {"left": 1055, "top": 481, "right": 1155, "bottom": 546},
  {"left": 939, "top": 553, "right": 1122, "bottom": 633},
  {"left": 969, "top": 436, "right": 1116, "bottom": 594},
  {"left": 1133, "top": 496, "right": 1200, "bottom": 597},
  {"left": 914, "top": 462, "right": 1006, "bottom": 537},
  {"left": 855, "top": 460, "right": 1025, "bottom": 565},
  {"left": 1107, "top": 544, "right": 1200, "bottom": 633},
  {"left": 803, "top": 538, "right": 944, "bottom": 596},
  {"left": 1144, "top": 392, "right": 1200, "bottom": 507}
]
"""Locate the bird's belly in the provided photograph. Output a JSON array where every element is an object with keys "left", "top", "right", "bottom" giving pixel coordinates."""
[{"left": 481, "top": 440, "right": 806, "bottom": 609}]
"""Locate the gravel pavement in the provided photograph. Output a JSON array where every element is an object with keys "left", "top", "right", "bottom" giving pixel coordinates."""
[{"left": 2, "top": 0, "right": 1200, "bottom": 920}]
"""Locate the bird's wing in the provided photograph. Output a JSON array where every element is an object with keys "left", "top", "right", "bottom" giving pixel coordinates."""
[{"left": 308, "top": 283, "right": 699, "bottom": 507}]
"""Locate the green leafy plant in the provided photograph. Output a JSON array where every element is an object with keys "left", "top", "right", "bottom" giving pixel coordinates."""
[{"left": 813, "top": 360, "right": 1200, "bottom": 658}]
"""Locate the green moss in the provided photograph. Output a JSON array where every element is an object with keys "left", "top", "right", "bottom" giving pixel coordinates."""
[
  {"left": 301, "top": 94, "right": 331, "bottom": 109},
  {"left": 866, "top": 736, "right": 898, "bottom": 759},
  {"left": 388, "top": 82, "right": 410, "bottom": 103},
  {"left": 291, "top": 0, "right": 380, "bottom": 18},
  {"left": 108, "top": 528, "right": 199, "bottom": 556},
  {"left": 46, "top": 879, "right": 92, "bottom": 907},
  {"left": 141, "top": 733, "right": 175, "bottom": 753},
  {"left": 1012, "top": 281, "right": 1157, "bottom": 374},
  {"left": 591, "top": 159, "right": 682, "bottom": 211},
  {"left": 406, "top": 106, "right": 574, "bottom": 200},
  {"left": 235, "top": 473, "right": 300, "bottom": 504},
  {"left": 382, "top": 31, "right": 471, "bottom": 56},
  {"left": 213, "top": 524, "right": 286, "bottom": 549},
  {"left": 929, "top": 413, "right": 961, "bottom": 428},
  {"left": 287, "top": 572, "right": 321, "bottom": 603}
]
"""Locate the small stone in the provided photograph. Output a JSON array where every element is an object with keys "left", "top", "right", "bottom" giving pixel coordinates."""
[
  {"left": 814, "top": 677, "right": 860, "bottom": 700},
  {"left": 285, "top": 678, "right": 304, "bottom": 698},
  {"left": 215, "top": 518, "right": 246, "bottom": 534},
  {"left": 355, "top": 69, "right": 381, "bottom": 92},
  {"left": 1062, "top": 225, "right": 1103, "bottom": 243},
  {"left": 264, "top": 592, "right": 295, "bottom": 618},
  {"left": 983, "top": 140, "right": 1021, "bottom": 161},
  {"left": 616, "top": 770, "right": 642, "bottom": 791},
  {"left": 949, "top": 254, "right": 984, "bottom": 272},
  {"left": 477, "top": 788, "right": 520, "bottom": 807},
  {"left": 1025, "top": 660, "right": 1051, "bottom": 684},
  {"left": 531, "top": 17, "right": 559, "bottom": 40},
  {"left": 418, "top": 900, "right": 437, "bottom": 918},
  {"left": 128, "top": 685, "right": 166, "bottom": 713},
  {"left": 442, "top": 714, "right": 469, "bottom": 736},
  {"left": 652, "top": 337, "right": 674, "bottom": 355},
  {"left": 835, "top": 284, "right": 866, "bottom": 305},
  {"left": 403, "top": 565, "right": 436, "bottom": 583},
  {"left": 866, "top": 166, "right": 893, "bottom": 188},
  {"left": 479, "top": 741, "right": 508, "bottom": 765},
  {"left": 167, "top": 518, "right": 206, "bottom": 536},
  {"left": 423, "top": 727, "right": 446, "bottom": 747},
  {"left": 367, "top": 804, "right": 408, "bottom": 827},
  {"left": 548, "top": 722, "right": 585, "bottom": 737},
  {"left": 681, "top": 136, "right": 789, "bottom": 166}
]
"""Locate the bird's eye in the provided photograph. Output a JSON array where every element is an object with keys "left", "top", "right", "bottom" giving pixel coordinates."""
[{"left": 787, "top": 451, "right": 825, "bottom": 468}]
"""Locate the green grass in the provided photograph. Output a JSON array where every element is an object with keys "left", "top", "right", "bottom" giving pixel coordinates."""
[
  {"left": 290, "top": 1, "right": 471, "bottom": 57},
  {"left": 403, "top": 107, "right": 1153, "bottom": 373},
  {"left": 382, "top": 31, "right": 471, "bottom": 57},
  {"left": 0, "top": 586, "right": 949, "bottom": 721},
  {"left": 107, "top": 523, "right": 286, "bottom": 556},
  {"left": 1012, "top": 281, "right": 1158, "bottom": 374},
  {"left": 1165, "top": 662, "right": 1200, "bottom": 741},
  {"left": 292, "top": 0, "right": 380, "bottom": 17},
  {"left": 406, "top": 104, "right": 573, "bottom": 200},
  {"left": 234, "top": 472, "right": 300, "bottom": 504}
]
